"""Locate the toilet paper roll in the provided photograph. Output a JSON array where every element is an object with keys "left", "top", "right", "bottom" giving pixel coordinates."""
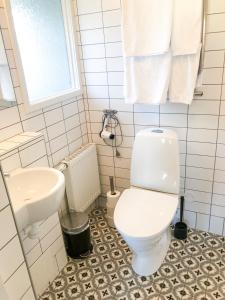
[
  {"left": 106, "top": 191, "right": 120, "bottom": 209},
  {"left": 106, "top": 190, "right": 120, "bottom": 228}
]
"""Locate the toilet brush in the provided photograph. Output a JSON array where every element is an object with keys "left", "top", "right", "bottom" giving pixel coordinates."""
[
  {"left": 109, "top": 176, "right": 116, "bottom": 195},
  {"left": 174, "top": 196, "right": 187, "bottom": 240}
]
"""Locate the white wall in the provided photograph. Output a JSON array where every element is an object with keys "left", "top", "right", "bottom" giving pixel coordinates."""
[
  {"left": 0, "top": 133, "right": 69, "bottom": 297},
  {"left": 0, "top": 170, "right": 35, "bottom": 299},
  {"left": 0, "top": 1, "right": 88, "bottom": 166},
  {"left": 0, "top": 0, "right": 88, "bottom": 297},
  {"left": 76, "top": 0, "right": 225, "bottom": 235},
  {"left": 1, "top": 0, "right": 225, "bottom": 297}
]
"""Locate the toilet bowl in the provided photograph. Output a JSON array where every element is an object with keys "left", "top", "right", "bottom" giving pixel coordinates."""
[
  {"left": 114, "top": 128, "right": 180, "bottom": 276},
  {"left": 114, "top": 188, "right": 178, "bottom": 276}
]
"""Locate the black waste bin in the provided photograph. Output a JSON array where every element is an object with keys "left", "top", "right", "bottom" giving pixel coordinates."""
[{"left": 61, "top": 211, "right": 93, "bottom": 259}]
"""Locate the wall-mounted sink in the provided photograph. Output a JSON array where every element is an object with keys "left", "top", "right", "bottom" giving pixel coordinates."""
[{"left": 5, "top": 167, "right": 65, "bottom": 238}]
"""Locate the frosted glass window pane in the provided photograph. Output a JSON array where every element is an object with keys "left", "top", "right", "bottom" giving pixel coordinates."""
[{"left": 11, "top": 0, "right": 74, "bottom": 102}]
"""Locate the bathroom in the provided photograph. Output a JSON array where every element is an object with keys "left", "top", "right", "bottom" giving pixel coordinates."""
[{"left": 0, "top": 0, "right": 225, "bottom": 299}]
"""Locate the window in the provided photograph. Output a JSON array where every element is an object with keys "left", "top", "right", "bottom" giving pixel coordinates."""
[
  {"left": 0, "top": 31, "right": 16, "bottom": 108},
  {"left": 7, "top": 0, "right": 81, "bottom": 112}
]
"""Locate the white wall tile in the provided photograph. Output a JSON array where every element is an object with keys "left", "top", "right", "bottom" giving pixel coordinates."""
[
  {"left": 102, "top": 0, "right": 121, "bottom": 11},
  {"left": 189, "top": 100, "right": 220, "bottom": 115},
  {"left": 63, "top": 101, "right": 79, "bottom": 119},
  {"left": 21, "top": 287, "right": 36, "bottom": 300},
  {"left": 109, "top": 85, "right": 124, "bottom": 98},
  {"left": 5, "top": 263, "right": 31, "bottom": 300},
  {"left": 186, "top": 166, "right": 214, "bottom": 181},
  {"left": 196, "top": 214, "right": 210, "bottom": 231},
  {"left": 160, "top": 114, "right": 187, "bottom": 128},
  {"left": 87, "top": 85, "right": 109, "bottom": 98},
  {"left": 134, "top": 113, "right": 159, "bottom": 126},
  {"left": 30, "top": 245, "right": 59, "bottom": 296},
  {"left": 186, "top": 154, "right": 215, "bottom": 169},
  {"left": 50, "top": 135, "right": 68, "bottom": 153},
  {"left": 105, "top": 42, "right": 123, "bottom": 57},
  {"left": 213, "top": 182, "right": 225, "bottom": 195},
  {"left": 212, "top": 194, "right": 225, "bottom": 206},
  {"left": 44, "top": 107, "right": 63, "bottom": 127},
  {"left": 0, "top": 123, "right": 23, "bottom": 143},
  {"left": 0, "top": 206, "right": 17, "bottom": 249},
  {"left": 19, "top": 140, "right": 46, "bottom": 167},
  {"left": 83, "top": 58, "right": 106, "bottom": 72},
  {"left": 185, "top": 178, "right": 212, "bottom": 193},
  {"left": 205, "top": 32, "right": 225, "bottom": 51},
  {"left": 211, "top": 205, "right": 225, "bottom": 218},
  {"left": 208, "top": 0, "right": 225, "bottom": 13},
  {"left": 0, "top": 236, "right": 24, "bottom": 282},
  {"left": 104, "top": 26, "right": 121, "bottom": 43},
  {"left": 85, "top": 72, "right": 108, "bottom": 85},
  {"left": 0, "top": 172, "right": 9, "bottom": 210},
  {"left": 47, "top": 121, "right": 66, "bottom": 141},
  {"left": 209, "top": 216, "right": 224, "bottom": 235},
  {"left": 40, "top": 225, "right": 62, "bottom": 252},
  {"left": 187, "top": 142, "right": 216, "bottom": 156},
  {"left": 103, "top": 10, "right": 121, "bottom": 27},
  {"left": 65, "top": 114, "right": 80, "bottom": 131},
  {"left": 110, "top": 99, "right": 133, "bottom": 112},
  {"left": 188, "top": 115, "right": 218, "bottom": 129},
  {"left": 77, "top": 0, "right": 101, "bottom": 15},
  {"left": 0, "top": 152, "right": 21, "bottom": 172},
  {"left": 80, "top": 28, "right": 104, "bottom": 45},
  {"left": 203, "top": 68, "right": 223, "bottom": 84},
  {"left": 106, "top": 57, "right": 124, "bottom": 71},
  {"left": 82, "top": 44, "right": 105, "bottom": 60},
  {"left": 0, "top": 107, "right": 20, "bottom": 130},
  {"left": 79, "top": 13, "right": 102, "bottom": 30},
  {"left": 22, "top": 114, "right": 45, "bottom": 132},
  {"left": 204, "top": 51, "right": 225, "bottom": 68},
  {"left": 187, "top": 129, "right": 217, "bottom": 143},
  {"left": 207, "top": 13, "right": 225, "bottom": 33}
]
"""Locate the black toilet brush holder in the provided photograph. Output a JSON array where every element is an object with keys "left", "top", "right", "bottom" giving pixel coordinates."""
[{"left": 174, "top": 196, "right": 187, "bottom": 240}]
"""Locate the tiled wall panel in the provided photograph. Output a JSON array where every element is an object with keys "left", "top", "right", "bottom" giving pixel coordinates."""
[
  {"left": 0, "top": 134, "right": 69, "bottom": 297},
  {"left": 0, "top": 171, "right": 35, "bottom": 300},
  {"left": 76, "top": 0, "right": 225, "bottom": 235},
  {"left": 0, "top": 0, "right": 89, "bottom": 298}
]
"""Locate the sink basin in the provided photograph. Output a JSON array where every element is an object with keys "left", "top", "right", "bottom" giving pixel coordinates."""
[{"left": 6, "top": 167, "right": 65, "bottom": 235}]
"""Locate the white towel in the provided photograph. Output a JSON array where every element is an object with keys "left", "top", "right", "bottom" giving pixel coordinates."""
[
  {"left": 172, "top": 0, "right": 203, "bottom": 55},
  {"left": 169, "top": 46, "right": 202, "bottom": 105},
  {"left": 121, "top": 0, "right": 173, "bottom": 57},
  {"left": 124, "top": 52, "right": 171, "bottom": 104}
]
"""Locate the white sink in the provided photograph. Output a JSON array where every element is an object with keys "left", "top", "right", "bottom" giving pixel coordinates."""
[{"left": 6, "top": 167, "right": 65, "bottom": 237}]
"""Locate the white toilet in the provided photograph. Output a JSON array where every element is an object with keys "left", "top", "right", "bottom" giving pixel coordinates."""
[{"left": 114, "top": 128, "right": 180, "bottom": 276}]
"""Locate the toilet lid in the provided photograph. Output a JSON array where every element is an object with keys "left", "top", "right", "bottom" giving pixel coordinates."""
[{"left": 114, "top": 188, "right": 179, "bottom": 239}]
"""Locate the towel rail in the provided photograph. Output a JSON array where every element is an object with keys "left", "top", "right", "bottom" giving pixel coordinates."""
[{"left": 194, "top": 0, "right": 207, "bottom": 97}]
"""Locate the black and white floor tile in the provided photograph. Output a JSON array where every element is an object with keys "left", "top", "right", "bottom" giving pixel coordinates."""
[{"left": 40, "top": 209, "right": 225, "bottom": 300}]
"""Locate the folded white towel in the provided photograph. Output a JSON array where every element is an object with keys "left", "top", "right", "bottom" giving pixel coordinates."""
[
  {"left": 172, "top": 0, "right": 203, "bottom": 55},
  {"left": 124, "top": 52, "right": 172, "bottom": 104},
  {"left": 169, "top": 46, "right": 202, "bottom": 105},
  {"left": 121, "top": 0, "right": 173, "bottom": 57}
]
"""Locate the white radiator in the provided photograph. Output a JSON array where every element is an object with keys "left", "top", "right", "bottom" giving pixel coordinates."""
[{"left": 62, "top": 144, "right": 101, "bottom": 212}]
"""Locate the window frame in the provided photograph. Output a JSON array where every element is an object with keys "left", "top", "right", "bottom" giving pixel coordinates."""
[{"left": 5, "top": 0, "right": 82, "bottom": 113}]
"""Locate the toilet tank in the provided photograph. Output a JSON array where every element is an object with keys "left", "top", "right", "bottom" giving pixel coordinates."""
[{"left": 130, "top": 128, "right": 180, "bottom": 194}]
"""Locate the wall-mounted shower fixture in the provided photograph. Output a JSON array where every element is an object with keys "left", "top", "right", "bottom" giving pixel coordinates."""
[{"left": 99, "top": 109, "right": 123, "bottom": 157}]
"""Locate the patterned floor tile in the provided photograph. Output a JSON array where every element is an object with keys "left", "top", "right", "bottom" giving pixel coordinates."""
[{"left": 39, "top": 208, "right": 225, "bottom": 300}]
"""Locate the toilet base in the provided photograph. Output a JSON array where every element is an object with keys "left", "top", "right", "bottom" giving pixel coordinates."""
[{"left": 131, "top": 228, "right": 171, "bottom": 276}]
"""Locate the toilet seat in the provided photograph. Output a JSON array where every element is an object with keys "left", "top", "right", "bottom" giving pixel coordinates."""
[{"left": 114, "top": 188, "right": 178, "bottom": 239}]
